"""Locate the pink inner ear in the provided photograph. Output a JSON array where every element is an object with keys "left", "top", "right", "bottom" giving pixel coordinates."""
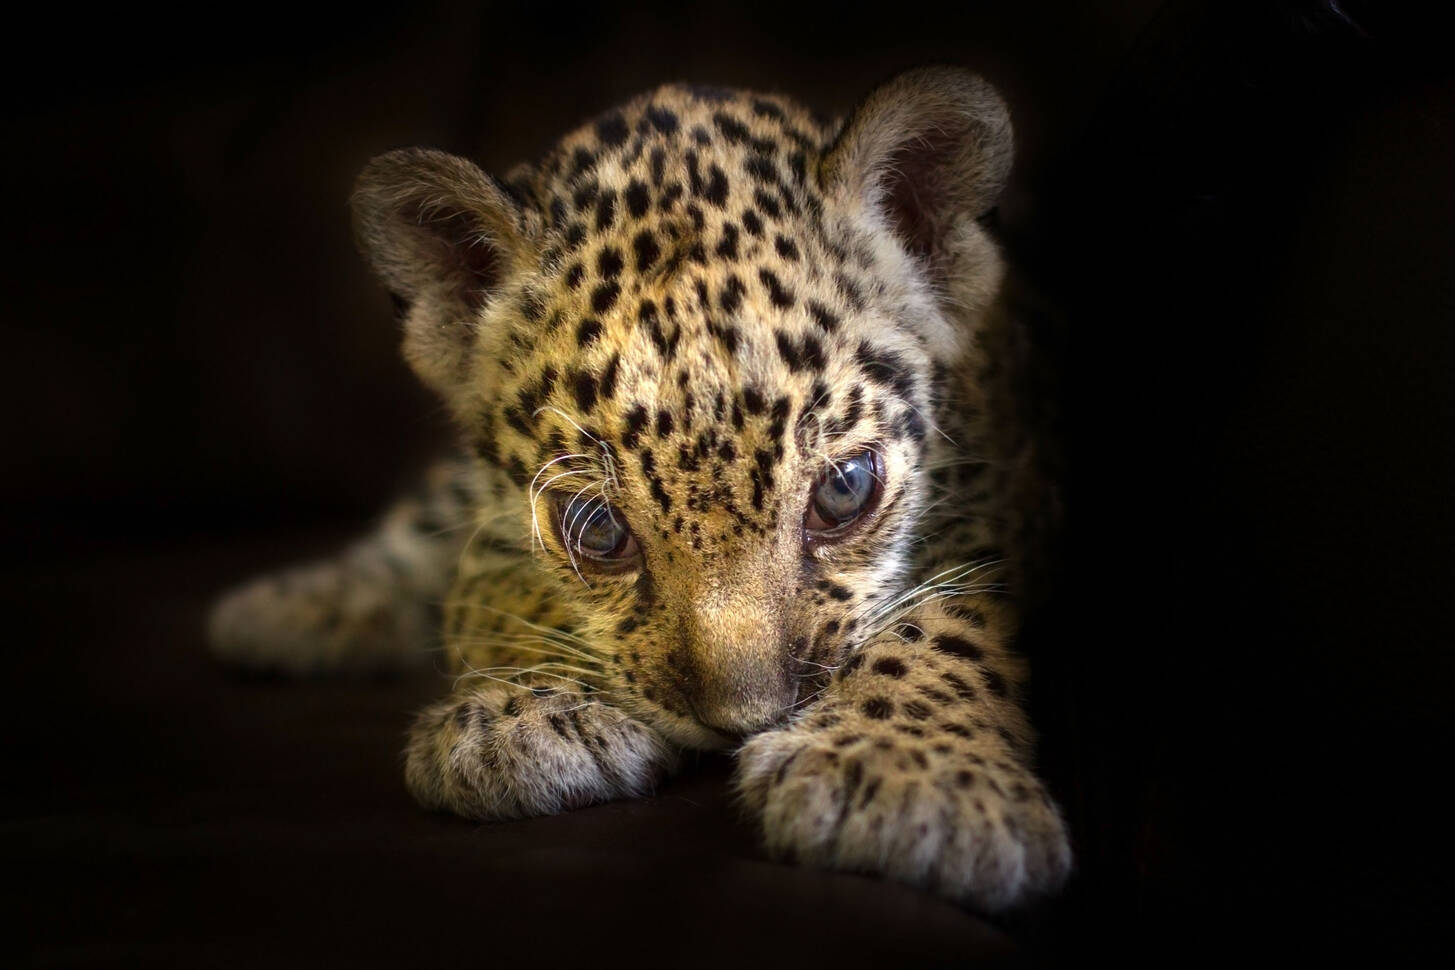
[{"left": 882, "top": 125, "right": 963, "bottom": 270}]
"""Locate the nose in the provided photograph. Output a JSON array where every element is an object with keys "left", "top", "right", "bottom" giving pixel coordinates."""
[{"left": 683, "top": 601, "right": 795, "bottom": 736}]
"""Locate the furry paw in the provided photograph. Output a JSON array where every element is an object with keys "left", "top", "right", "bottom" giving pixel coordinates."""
[
  {"left": 207, "top": 557, "right": 430, "bottom": 675},
  {"left": 736, "top": 724, "right": 1071, "bottom": 911},
  {"left": 405, "top": 686, "right": 679, "bottom": 820}
]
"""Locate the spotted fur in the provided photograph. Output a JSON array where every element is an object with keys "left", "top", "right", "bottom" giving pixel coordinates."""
[{"left": 208, "top": 67, "right": 1070, "bottom": 911}]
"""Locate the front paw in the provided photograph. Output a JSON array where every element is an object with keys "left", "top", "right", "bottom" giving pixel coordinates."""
[
  {"left": 736, "top": 725, "right": 1071, "bottom": 911},
  {"left": 405, "top": 686, "right": 678, "bottom": 820}
]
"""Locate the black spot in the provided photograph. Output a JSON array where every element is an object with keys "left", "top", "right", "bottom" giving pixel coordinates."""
[
  {"left": 595, "top": 189, "right": 617, "bottom": 231},
  {"left": 576, "top": 318, "right": 603, "bottom": 347},
  {"left": 704, "top": 165, "right": 729, "bottom": 207},
  {"left": 591, "top": 282, "right": 620, "bottom": 315},
  {"left": 712, "top": 111, "right": 749, "bottom": 144},
  {"left": 855, "top": 341, "right": 917, "bottom": 398},
  {"left": 826, "top": 584, "right": 852, "bottom": 602},
  {"left": 751, "top": 98, "right": 784, "bottom": 120},
  {"left": 596, "top": 113, "right": 629, "bottom": 147},
  {"left": 759, "top": 268, "right": 794, "bottom": 309},
  {"left": 982, "top": 668, "right": 1008, "bottom": 697},
  {"left": 565, "top": 263, "right": 584, "bottom": 289},
  {"left": 645, "top": 105, "right": 679, "bottom": 135},
  {"left": 862, "top": 697, "right": 893, "bottom": 720},
  {"left": 622, "top": 405, "right": 649, "bottom": 449},
  {"left": 872, "top": 657, "right": 907, "bottom": 678},
  {"left": 570, "top": 148, "right": 596, "bottom": 179},
  {"left": 743, "top": 387, "right": 765, "bottom": 415},
  {"left": 617, "top": 615, "right": 640, "bottom": 635},
  {"left": 774, "top": 331, "right": 803, "bottom": 371},
  {"left": 753, "top": 189, "right": 782, "bottom": 220},
  {"left": 903, "top": 701, "right": 933, "bottom": 720},
  {"left": 598, "top": 247, "right": 624, "bottom": 279},
  {"left": 745, "top": 154, "right": 777, "bottom": 184},
  {"left": 944, "top": 723, "right": 974, "bottom": 740},
  {"left": 935, "top": 634, "right": 984, "bottom": 661},
  {"left": 599, "top": 353, "right": 621, "bottom": 400},
  {"left": 942, "top": 671, "right": 976, "bottom": 701},
  {"left": 572, "top": 370, "right": 599, "bottom": 411},
  {"left": 716, "top": 223, "right": 740, "bottom": 260},
  {"left": 649, "top": 146, "right": 667, "bottom": 186},
  {"left": 774, "top": 235, "right": 799, "bottom": 261},
  {"left": 720, "top": 275, "right": 746, "bottom": 315},
  {"left": 572, "top": 180, "right": 598, "bottom": 212},
  {"left": 617, "top": 179, "right": 649, "bottom": 219},
  {"left": 742, "top": 209, "right": 764, "bottom": 237}
]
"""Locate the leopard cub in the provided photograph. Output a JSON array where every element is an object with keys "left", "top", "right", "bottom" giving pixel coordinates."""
[{"left": 210, "top": 67, "right": 1071, "bottom": 912}]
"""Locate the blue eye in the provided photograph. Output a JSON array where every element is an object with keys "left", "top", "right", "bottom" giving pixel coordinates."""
[
  {"left": 807, "top": 451, "right": 882, "bottom": 534},
  {"left": 557, "top": 494, "right": 636, "bottom": 562}
]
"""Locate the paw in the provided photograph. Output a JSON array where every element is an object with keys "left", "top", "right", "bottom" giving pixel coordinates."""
[
  {"left": 736, "top": 724, "right": 1071, "bottom": 911},
  {"left": 405, "top": 687, "right": 679, "bottom": 820},
  {"left": 207, "top": 557, "right": 429, "bottom": 675}
]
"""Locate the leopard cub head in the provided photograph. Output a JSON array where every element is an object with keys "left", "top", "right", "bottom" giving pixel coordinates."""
[{"left": 352, "top": 68, "right": 1012, "bottom": 747}]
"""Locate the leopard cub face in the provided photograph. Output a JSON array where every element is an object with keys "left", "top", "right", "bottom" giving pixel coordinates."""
[{"left": 353, "top": 73, "right": 1013, "bottom": 748}]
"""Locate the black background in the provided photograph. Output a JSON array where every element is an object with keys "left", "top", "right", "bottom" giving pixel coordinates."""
[{"left": 3, "top": 0, "right": 1451, "bottom": 963}]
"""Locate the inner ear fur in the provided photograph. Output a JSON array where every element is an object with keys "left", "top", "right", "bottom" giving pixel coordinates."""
[
  {"left": 820, "top": 67, "right": 1013, "bottom": 279},
  {"left": 351, "top": 148, "right": 530, "bottom": 396}
]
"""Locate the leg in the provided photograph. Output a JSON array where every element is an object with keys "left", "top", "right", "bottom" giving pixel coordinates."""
[
  {"left": 405, "top": 681, "right": 678, "bottom": 819},
  {"left": 735, "top": 596, "right": 1071, "bottom": 912},
  {"left": 207, "top": 455, "right": 475, "bottom": 674}
]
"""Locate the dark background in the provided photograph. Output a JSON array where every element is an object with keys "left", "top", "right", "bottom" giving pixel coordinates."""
[{"left": 4, "top": 0, "right": 1451, "bottom": 964}]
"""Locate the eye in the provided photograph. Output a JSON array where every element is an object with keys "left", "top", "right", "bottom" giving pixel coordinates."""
[
  {"left": 805, "top": 450, "right": 884, "bottom": 538},
  {"left": 555, "top": 494, "right": 639, "bottom": 567}
]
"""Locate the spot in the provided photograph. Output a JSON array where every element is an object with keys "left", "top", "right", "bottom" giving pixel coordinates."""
[
  {"left": 704, "top": 165, "right": 729, "bottom": 207},
  {"left": 859, "top": 778, "right": 881, "bottom": 808},
  {"left": 861, "top": 697, "right": 893, "bottom": 720},
  {"left": 800, "top": 334, "right": 825, "bottom": 370},
  {"left": 841, "top": 653, "right": 865, "bottom": 676},
  {"left": 751, "top": 98, "right": 784, "bottom": 120},
  {"left": 909, "top": 750, "right": 929, "bottom": 770},
  {"left": 650, "top": 479, "right": 672, "bottom": 513},
  {"left": 622, "top": 179, "right": 651, "bottom": 219},
  {"left": 833, "top": 734, "right": 861, "bottom": 748},
  {"left": 716, "top": 223, "right": 740, "bottom": 260},
  {"left": 576, "top": 318, "right": 603, "bottom": 347},
  {"left": 649, "top": 146, "right": 667, "bottom": 186},
  {"left": 719, "top": 275, "right": 746, "bottom": 315},
  {"left": 645, "top": 105, "right": 679, "bottom": 135},
  {"left": 595, "top": 189, "right": 617, "bottom": 231},
  {"left": 935, "top": 634, "right": 983, "bottom": 662},
  {"left": 565, "top": 263, "right": 584, "bottom": 290},
  {"left": 955, "top": 770, "right": 975, "bottom": 790},
  {"left": 572, "top": 180, "right": 598, "bottom": 212},
  {"left": 893, "top": 623, "right": 924, "bottom": 641},
  {"left": 622, "top": 405, "right": 649, "bottom": 449},
  {"left": 572, "top": 370, "right": 599, "bottom": 411},
  {"left": 617, "top": 615, "right": 640, "bottom": 635},
  {"left": 758, "top": 269, "right": 794, "bottom": 309},
  {"left": 570, "top": 148, "right": 596, "bottom": 178},
  {"left": 942, "top": 671, "right": 976, "bottom": 701},
  {"left": 503, "top": 696, "right": 522, "bottom": 717},
  {"left": 825, "top": 584, "right": 852, "bottom": 602},
  {"left": 742, "top": 209, "right": 764, "bottom": 237},
  {"left": 743, "top": 387, "right": 765, "bottom": 415},
  {"left": 713, "top": 111, "right": 749, "bottom": 144},
  {"left": 594, "top": 112, "right": 630, "bottom": 147},
  {"left": 774, "top": 235, "right": 799, "bottom": 261},
  {"left": 872, "top": 657, "right": 907, "bottom": 678},
  {"left": 745, "top": 155, "right": 777, "bottom": 184},
  {"left": 590, "top": 282, "right": 620, "bottom": 315},
  {"left": 716, "top": 440, "right": 735, "bottom": 461},
  {"left": 774, "top": 331, "right": 803, "bottom": 371},
  {"left": 855, "top": 341, "right": 917, "bottom": 398},
  {"left": 691, "top": 125, "right": 712, "bottom": 145},
  {"left": 982, "top": 668, "right": 1008, "bottom": 697},
  {"left": 597, "top": 247, "right": 624, "bottom": 280},
  {"left": 753, "top": 189, "right": 782, "bottom": 220},
  {"left": 944, "top": 723, "right": 974, "bottom": 739},
  {"left": 902, "top": 700, "right": 932, "bottom": 721}
]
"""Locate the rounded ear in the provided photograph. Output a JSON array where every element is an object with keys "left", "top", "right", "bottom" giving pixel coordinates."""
[
  {"left": 819, "top": 67, "right": 1012, "bottom": 282},
  {"left": 351, "top": 148, "right": 532, "bottom": 397}
]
